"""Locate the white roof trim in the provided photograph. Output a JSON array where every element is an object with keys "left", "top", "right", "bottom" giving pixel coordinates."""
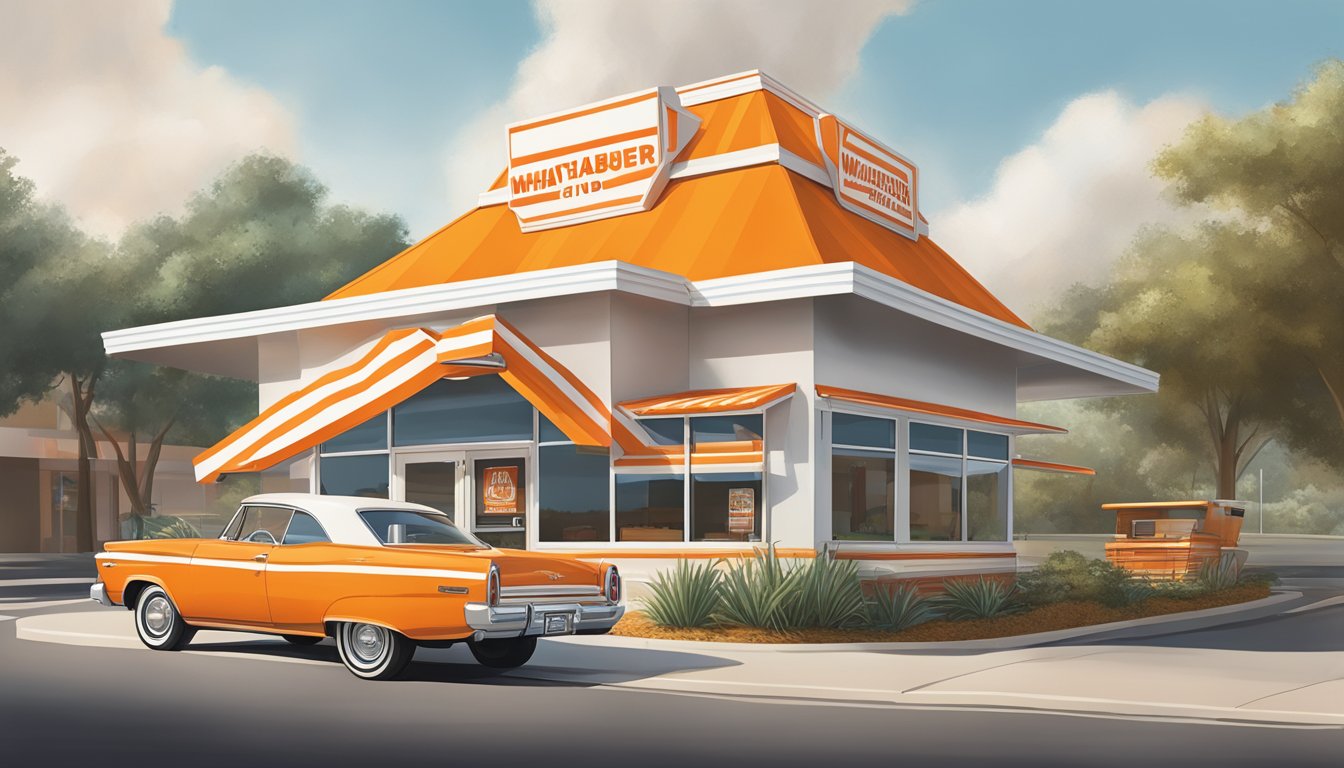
[{"left": 103, "top": 260, "right": 1157, "bottom": 397}]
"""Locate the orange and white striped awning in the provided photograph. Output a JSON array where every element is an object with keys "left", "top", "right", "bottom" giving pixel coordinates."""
[
  {"left": 611, "top": 384, "right": 794, "bottom": 472},
  {"left": 816, "top": 385, "right": 1065, "bottom": 434},
  {"left": 193, "top": 315, "right": 610, "bottom": 483}
]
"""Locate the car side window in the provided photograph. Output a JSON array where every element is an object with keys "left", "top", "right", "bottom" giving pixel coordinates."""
[
  {"left": 283, "top": 511, "right": 331, "bottom": 545},
  {"left": 232, "top": 506, "right": 292, "bottom": 545},
  {"left": 220, "top": 508, "right": 246, "bottom": 540}
]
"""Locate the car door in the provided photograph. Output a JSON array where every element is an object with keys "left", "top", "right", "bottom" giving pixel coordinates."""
[
  {"left": 264, "top": 509, "right": 347, "bottom": 635},
  {"left": 178, "top": 505, "right": 288, "bottom": 625}
]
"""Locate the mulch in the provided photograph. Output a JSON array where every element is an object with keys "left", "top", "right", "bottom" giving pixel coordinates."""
[{"left": 610, "top": 582, "right": 1272, "bottom": 644}]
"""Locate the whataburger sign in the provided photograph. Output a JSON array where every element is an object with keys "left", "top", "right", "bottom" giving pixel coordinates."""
[
  {"left": 506, "top": 87, "right": 701, "bottom": 232},
  {"left": 815, "top": 114, "right": 921, "bottom": 240}
]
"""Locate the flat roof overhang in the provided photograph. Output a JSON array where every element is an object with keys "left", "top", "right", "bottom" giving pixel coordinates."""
[{"left": 101, "top": 260, "right": 1158, "bottom": 401}]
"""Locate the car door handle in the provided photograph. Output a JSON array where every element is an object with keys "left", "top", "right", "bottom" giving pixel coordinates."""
[{"left": 253, "top": 554, "right": 269, "bottom": 562}]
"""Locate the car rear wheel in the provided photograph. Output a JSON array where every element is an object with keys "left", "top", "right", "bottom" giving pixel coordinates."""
[
  {"left": 133, "top": 585, "right": 195, "bottom": 651},
  {"left": 334, "top": 622, "right": 413, "bottom": 680},
  {"left": 468, "top": 636, "right": 537, "bottom": 669},
  {"left": 281, "top": 634, "right": 323, "bottom": 646}
]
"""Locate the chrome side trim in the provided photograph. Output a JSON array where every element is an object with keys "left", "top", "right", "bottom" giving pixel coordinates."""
[
  {"left": 89, "top": 582, "right": 114, "bottom": 607},
  {"left": 500, "top": 585, "right": 602, "bottom": 597}
]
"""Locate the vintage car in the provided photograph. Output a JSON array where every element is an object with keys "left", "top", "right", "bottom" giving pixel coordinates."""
[{"left": 89, "top": 493, "right": 623, "bottom": 680}]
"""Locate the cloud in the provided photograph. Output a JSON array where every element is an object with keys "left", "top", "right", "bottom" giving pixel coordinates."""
[
  {"left": 931, "top": 91, "right": 1210, "bottom": 321},
  {"left": 442, "top": 0, "right": 912, "bottom": 217},
  {"left": 0, "top": 0, "right": 295, "bottom": 238}
]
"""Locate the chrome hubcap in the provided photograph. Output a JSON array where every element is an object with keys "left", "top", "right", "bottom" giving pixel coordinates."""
[
  {"left": 143, "top": 596, "right": 172, "bottom": 635},
  {"left": 352, "top": 624, "right": 385, "bottom": 662}
]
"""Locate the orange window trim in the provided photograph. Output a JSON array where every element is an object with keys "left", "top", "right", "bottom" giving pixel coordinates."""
[
  {"left": 833, "top": 551, "right": 1017, "bottom": 561},
  {"left": 1011, "top": 458, "right": 1096, "bottom": 476}
]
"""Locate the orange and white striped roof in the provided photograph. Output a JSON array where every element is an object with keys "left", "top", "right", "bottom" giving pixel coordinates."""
[
  {"left": 193, "top": 315, "right": 610, "bottom": 483},
  {"left": 619, "top": 383, "right": 795, "bottom": 416},
  {"left": 326, "top": 72, "right": 1028, "bottom": 330},
  {"left": 610, "top": 384, "right": 795, "bottom": 473}
]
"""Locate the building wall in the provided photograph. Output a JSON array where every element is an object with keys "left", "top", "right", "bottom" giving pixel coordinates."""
[
  {"left": 609, "top": 294, "right": 688, "bottom": 402},
  {"left": 689, "top": 299, "right": 816, "bottom": 550},
  {"left": 0, "top": 457, "right": 40, "bottom": 552}
]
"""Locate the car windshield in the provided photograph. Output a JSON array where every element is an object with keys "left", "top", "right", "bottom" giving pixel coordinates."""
[{"left": 359, "top": 509, "right": 486, "bottom": 547}]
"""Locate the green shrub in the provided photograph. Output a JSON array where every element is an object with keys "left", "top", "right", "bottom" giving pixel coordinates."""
[
  {"left": 641, "top": 559, "right": 722, "bottom": 628},
  {"left": 789, "top": 551, "right": 867, "bottom": 629},
  {"left": 864, "top": 582, "right": 936, "bottom": 631},
  {"left": 714, "top": 544, "right": 798, "bottom": 631},
  {"left": 1017, "top": 550, "right": 1144, "bottom": 608},
  {"left": 1195, "top": 551, "right": 1242, "bottom": 592},
  {"left": 936, "top": 577, "right": 1022, "bottom": 620}
]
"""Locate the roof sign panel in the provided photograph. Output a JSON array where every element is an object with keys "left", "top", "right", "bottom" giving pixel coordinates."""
[
  {"left": 815, "top": 113, "right": 923, "bottom": 240},
  {"left": 506, "top": 86, "right": 701, "bottom": 232}
]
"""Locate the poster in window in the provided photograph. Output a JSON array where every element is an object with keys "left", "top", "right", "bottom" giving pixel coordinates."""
[
  {"left": 482, "top": 466, "right": 519, "bottom": 515},
  {"left": 728, "top": 488, "right": 755, "bottom": 533}
]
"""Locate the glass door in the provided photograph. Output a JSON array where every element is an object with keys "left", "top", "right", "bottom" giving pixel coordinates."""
[
  {"left": 393, "top": 451, "right": 464, "bottom": 520},
  {"left": 468, "top": 451, "right": 528, "bottom": 549}
]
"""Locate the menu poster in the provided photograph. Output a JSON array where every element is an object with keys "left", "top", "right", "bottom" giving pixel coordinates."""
[
  {"left": 728, "top": 488, "right": 755, "bottom": 533},
  {"left": 482, "top": 466, "right": 519, "bottom": 515}
]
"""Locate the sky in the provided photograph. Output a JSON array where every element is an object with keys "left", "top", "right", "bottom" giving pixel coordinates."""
[{"left": 2, "top": 0, "right": 1342, "bottom": 319}]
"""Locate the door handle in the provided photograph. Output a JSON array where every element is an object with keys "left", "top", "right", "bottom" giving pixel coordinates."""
[{"left": 253, "top": 554, "right": 269, "bottom": 562}]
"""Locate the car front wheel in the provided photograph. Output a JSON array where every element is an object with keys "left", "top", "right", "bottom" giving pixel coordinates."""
[
  {"left": 134, "top": 585, "right": 195, "bottom": 651},
  {"left": 468, "top": 635, "right": 537, "bottom": 669},
  {"left": 334, "top": 622, "right": 413, "bottom": 680}
]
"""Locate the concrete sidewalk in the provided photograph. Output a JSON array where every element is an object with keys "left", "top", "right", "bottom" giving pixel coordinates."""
[{"left": 17, "top": 603, "right": 1344, "bottom": 727}]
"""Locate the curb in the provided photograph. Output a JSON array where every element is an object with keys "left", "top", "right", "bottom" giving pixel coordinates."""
[{"left": 576, "top": 591, "right": 1302, "bottom": 653}]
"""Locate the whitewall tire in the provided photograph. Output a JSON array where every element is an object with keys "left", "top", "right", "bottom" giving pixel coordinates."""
[
  {"left": 334, "top": 622, "right": 414, "bottom": 680},
  {"left": 133, "top": 585, "right": 195, "bottom": 651}
]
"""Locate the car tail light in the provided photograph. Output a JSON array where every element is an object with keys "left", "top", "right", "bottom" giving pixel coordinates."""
[
  {"left": 487, "top": 564, "right": 500, "bottom": 607},
  {"left": 604, "top": 565, "right": 621, "bottom": 604}
]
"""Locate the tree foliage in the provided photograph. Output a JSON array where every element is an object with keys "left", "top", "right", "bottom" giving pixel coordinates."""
[{"left": 0, "top": 150, "right": 410, "bottom": 540}]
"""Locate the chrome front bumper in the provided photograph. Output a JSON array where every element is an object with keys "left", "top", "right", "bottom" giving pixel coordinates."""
[
  {"left": 89, "top": 582, "right": 114, "bottom": 607},
  {"left": 465, "top": 600, "right": 624, "bottom": 640}
]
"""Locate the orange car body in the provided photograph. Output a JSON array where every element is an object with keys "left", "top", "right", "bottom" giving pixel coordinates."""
[{"left": 91, "top": 494, "right": 622, "bottom": 642}]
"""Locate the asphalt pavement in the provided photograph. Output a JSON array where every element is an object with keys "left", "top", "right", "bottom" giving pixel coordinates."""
[{"left": 1, "top": 556, "right": 1341, "bottom": 766}]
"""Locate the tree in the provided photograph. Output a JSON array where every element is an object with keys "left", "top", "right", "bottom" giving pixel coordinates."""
[
  {"left": 1153, "top": 59, "right": 1344, "bottom": 434},
  {"left": 0, "top": 149, "right": 410, "bottom": 548},
  {"left": 1040, "top": 224, "right": 1321, "bottom": 499},
  {"left": 90, "top": 362, "right": 255, "bottom": 534},
  {"left": 0, "top": 149, "right": 132, "bottom": 550}
]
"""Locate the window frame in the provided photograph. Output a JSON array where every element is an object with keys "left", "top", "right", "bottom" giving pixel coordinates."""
[
  {"left": 907, "top": 420, "right": 1012, "bottom": 544},
  {"left": 829, "top": 412, "right": 898, "bottom": 542}
]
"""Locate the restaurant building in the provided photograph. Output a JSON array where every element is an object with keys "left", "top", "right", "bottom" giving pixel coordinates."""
[{"left": 102, "top": 71, "right": 1157, "bottom": 584}]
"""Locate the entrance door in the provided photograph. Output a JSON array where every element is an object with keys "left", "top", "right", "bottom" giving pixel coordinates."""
[
  {"left": 393, "top": 449, "right": 529, "bottom": 549},
  {"left": 468, "top": 451, "right": 528, "bottom": 550},
  {"left": 394, "top": 451, "right": 464, "bottom": 519}
]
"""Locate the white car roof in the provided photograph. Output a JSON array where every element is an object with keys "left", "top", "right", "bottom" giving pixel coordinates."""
[{"left": 239, "top": 493, "right": 446, "bottom": 546}]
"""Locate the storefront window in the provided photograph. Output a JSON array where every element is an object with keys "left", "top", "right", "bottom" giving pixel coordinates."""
[
  {"left": 832, "top": 449, "right": 895, "bottom": 540},
  {"left": 691, "top": 472, "right": 762, "bottom": 542},
  {"left": 691, "top": 414, "right": 762, "bottom": 446},
  {"left": 539, "top": 444, "right": 610, "bottom": 542},
  {"left": 393, "top": 376, "right": 532, "bottom": 446},
  {"left": 966, "top": 459, "right": 1009, "bottom": 541},
  {"left": 319, "top": 454, "right": 389, "bottom": 498},
  {"left": 907, "top": 423, "right": 1010, "bottom": 542},
  {"left": 615, "top": 474, "right": 684, "bottom": 541},
  {"left": 321, "top": 413, "right": 387, "bottom": 453},
  {"left": 830, "top": 413, "right": 896, "bottom": 541},
  {"left": 909, "top": 453, "right": 962, "bottom": 541}
]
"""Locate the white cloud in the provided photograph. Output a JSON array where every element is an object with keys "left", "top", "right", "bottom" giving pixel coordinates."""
[
  {"left": 0, "top": 0, "right": 295, "bottom": 238},
  {"left": 932, "top": 91, "right": 1210, "bottom": 321},
  {"left": 442, "top": 0, "right": 912, "bottom": 218}
]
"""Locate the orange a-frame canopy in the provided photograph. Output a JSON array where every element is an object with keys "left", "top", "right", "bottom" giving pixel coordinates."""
[
  {"left": 193, "top": 315, "right": 611, "bottom": 483},
  {"left": 816, "top": 385, "right": 1066, "bottom": 434}
]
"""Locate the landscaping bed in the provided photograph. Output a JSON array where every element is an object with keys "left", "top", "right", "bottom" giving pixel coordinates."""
[{"left": 612, "top": 581, "right": 1272, "bottom": 644}]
